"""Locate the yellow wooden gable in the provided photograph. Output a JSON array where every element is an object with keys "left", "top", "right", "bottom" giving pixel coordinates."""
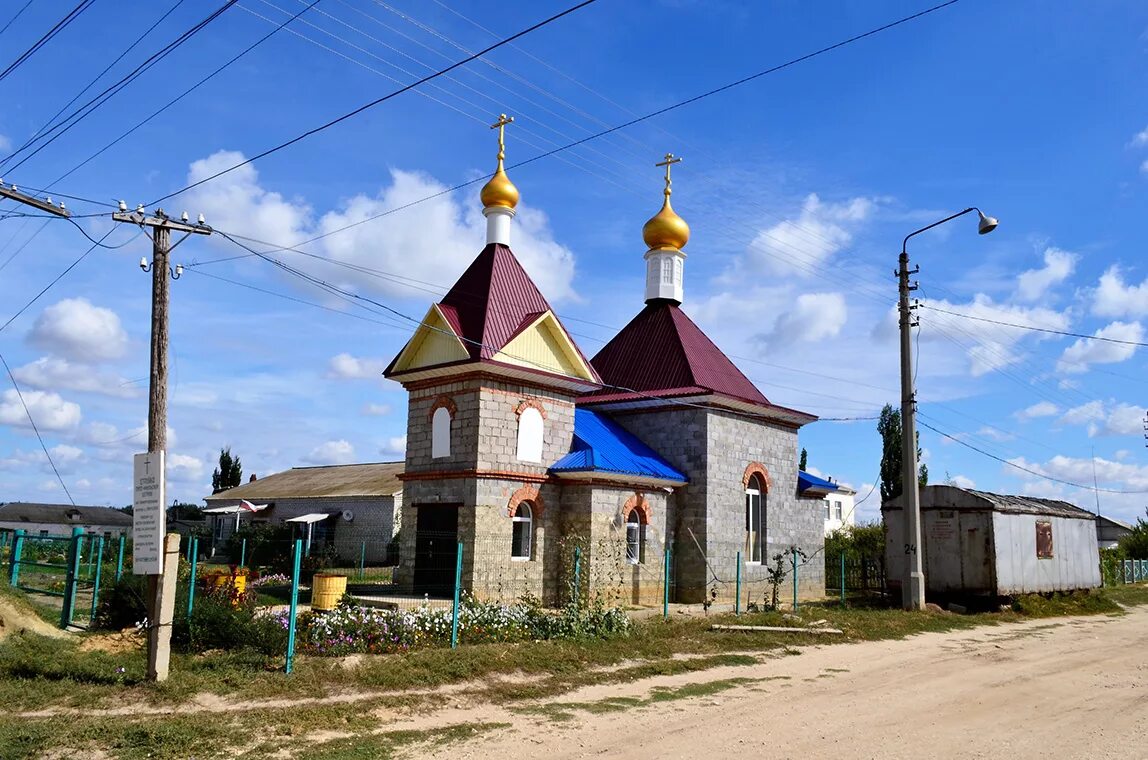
[
  {"left": 390, "top": 304, "right": 469, "bottom": 373},
  {"left": 493, "top": 311, "right": 596, "bottom": 381}
]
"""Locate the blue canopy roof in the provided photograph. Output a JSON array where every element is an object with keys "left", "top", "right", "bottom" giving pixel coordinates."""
[
  {"left": 798, "top": 470, "right": 839, "bottom": 494},
  {"left": 551, "top": 408, "right": 687, "bottom": 483}
]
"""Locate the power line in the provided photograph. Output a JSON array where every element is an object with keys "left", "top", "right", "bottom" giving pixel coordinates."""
[
  {"left": 147, "top": 0, "right": 602, "bottom": 206},
  {"left": 0, "top": 0, "right": 36, "bottom": 39},
  {"left": 921, "top": 304, "right": 1148, "bottom": 348},
  {"left": 0, "top": 351, "right": 75, "bottom": 505},
  {"left": 918, "top": 419, "right": 1148, "bottom": 494},
  {"left": 0, "top": 0, "right": 95, "bottom": 84}
]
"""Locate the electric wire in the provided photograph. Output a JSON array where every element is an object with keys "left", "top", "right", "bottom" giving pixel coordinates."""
[
  {"left": 0, "top": 350, "right": 75, "bottom": 505},
  {"left": 922, "top": 304, "right": 1148, "bottom": 348},
  {"left": 0, "top": 0, "right": 95, "bottom": 84},
  {"left": 0, "top": 0, "right": 36, "bottom": 39}
]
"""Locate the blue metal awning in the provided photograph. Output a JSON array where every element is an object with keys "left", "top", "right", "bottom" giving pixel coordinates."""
[
  {"left": 551, "top": 408, "right": 687, "bottom": 484},
  {"left": 798, "top": 470, "right": 839, "bottom": 495}
]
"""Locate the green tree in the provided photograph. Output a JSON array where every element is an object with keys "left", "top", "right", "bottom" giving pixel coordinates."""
[
  {"left": 799, "top": 447, "right": 808, "bottom": 471},
  {"left": 877, "top": 404, "right": 927, "bottom": 502},
  {"left": 1117, "top": 509, "right": 1148, "bottom": 559},
  {"left": 211, "top": 447, "right": 243, "bottom": 494}
]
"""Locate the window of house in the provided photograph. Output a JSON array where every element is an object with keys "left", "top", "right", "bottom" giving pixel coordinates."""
[
  {"left": 511, "top": 503, "right": 533, "bottom": 560},
  {"left": 39, "top": 530, "right": 48, "bottom": 537},
  {"left": 745, "top": 475, "right": 766, "bottom": 563},
  {"left": 823, "top": 499, "right": 831, "bottom": 520},
  {"left": 213, "top": 518, "right": 224, "bottom": 541},
  {"left": 626, "top": 510, "right": 644, "bottom": 565},
  {"left": 431, "top": 406, "right": 451, "bottom": 459},
  {"left": 834, "top": 500, "right": 843, "bottom": 521},
  {"left": 1036, "top": 520, "right": 1054, "bottom": 559},
  {"left": 516, "top": 406, "right": 544, "bottom": 463}
]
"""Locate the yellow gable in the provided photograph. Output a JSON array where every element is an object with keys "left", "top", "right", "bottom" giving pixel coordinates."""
[
  {"left": 493, "top": 311, "right": 595, "bottom": 381},
  {"left": 390, "top": 304, "right": 469, "bottom": 373}
]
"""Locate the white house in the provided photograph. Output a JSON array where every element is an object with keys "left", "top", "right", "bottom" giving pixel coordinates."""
[{"left": 0, "top": 502, "right": 132, "bottom": 539}]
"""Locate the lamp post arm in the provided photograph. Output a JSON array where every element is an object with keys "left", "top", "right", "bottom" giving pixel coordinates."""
[{"left": 901, "top": 207, "right": 979, "bottom": 255}]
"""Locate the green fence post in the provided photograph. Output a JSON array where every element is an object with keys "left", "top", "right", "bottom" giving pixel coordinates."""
[
  {"left": 791, "top": 547, "right": 798, "bottom": 611},
  {"left": 734, "top": 550, "right": 741, "bottom": 615},
  {"left": 662, "top": 545, "right": 671, "bottom": 621},
  {"left": 359, "top": 541, "right": 366, "bottom": 580},
  {"left": 8, "top": 530, "right": 25, "bottom": 587},
  {"left": 840, "top": 553, "right": 846, "bottom": 607},
  {"left": 115, "top": 534, "right": 125, "bottom": 582},
  {"left": 240, "top": 538, "right": 247, "bottom": 569},
  {"left": 572, "top": 546, "right": 582, "bottom": 609},
  {"left": 186, "top": 536, "right": 199, "bottom": 620},
  {"left": 60, "top": 527, "right": 84, "bottom": 629},
  {"left": 451, "top": 541, "right": 464, "bottom": 649},
  {"left": 286, "top": 539, "right": 303, "bottom": 674},
  {"left": 89, "top": 536, "right": 105, "bottom": 624}
]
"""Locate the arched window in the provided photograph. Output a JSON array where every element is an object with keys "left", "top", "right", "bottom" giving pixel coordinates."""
[
  {"left": 431, "top": 406, "right": 451, "bottom": 459},
  {"left": 661, "top": 257, "right": 673, "bottom": 284},
  {"left": 745, "top": 475, "right": 766, "bottom": 563},
  {"left": 516, "top": 406, "right": 544, "bottom": 463},
  {"left": 626, "top": 510, "right": 644, "bottom": 565},
  {"left": 511, "top": 502, "right": 533, "bottom": 560}
]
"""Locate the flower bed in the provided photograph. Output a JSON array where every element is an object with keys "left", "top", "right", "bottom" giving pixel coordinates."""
[{"left": 298, "top": 595, "right": 630, "bottom": 656}]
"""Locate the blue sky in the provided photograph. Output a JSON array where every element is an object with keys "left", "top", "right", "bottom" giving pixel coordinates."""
[{"left": 1, "top": 0, "right": 1147, "bottom": 523}]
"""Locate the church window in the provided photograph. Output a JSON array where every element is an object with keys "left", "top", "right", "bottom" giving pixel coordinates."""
[
  {"left": 516, "top": 406, "right": 544, "bottom": 463},
  {"left": 431, "top": 406, "right": 451, "bottom": 459},
  {"left": 745, "top": 475, "right": 766, "bottom": 563},
  {"left": 511, "top": 503, "right": 533, "bottom": 560},
  {"left": 674, "top": 257, "right": 682, "bottom": 283},
  {"left": 661, "top": 257, "right": 673, "bottom": 284},
  {"left": 647, "top": 259, "right": 659, "bottom": 287},
  {"left": 626, "top": 510, "right": 644, "bottom": 565}
]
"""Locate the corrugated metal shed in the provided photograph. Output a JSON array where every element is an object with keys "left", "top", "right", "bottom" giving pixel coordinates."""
[
  {"left": 0, "top": 502, "right": 132, "bottom": 526},
  {"left": 550, "top": 408, "right": 687, "bottom": 483},
  {"left": 204, "top": 462, "right": 404, "bottom": 501},
  {"left": 584, "top": 302, "right": 772, "bottom": 407}
]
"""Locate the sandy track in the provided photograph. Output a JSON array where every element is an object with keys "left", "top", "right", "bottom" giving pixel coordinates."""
[{"left": 427, "top": 607, "right": 1148, "bottom": 760}]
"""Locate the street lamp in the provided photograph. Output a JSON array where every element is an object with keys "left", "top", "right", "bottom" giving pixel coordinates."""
[{"left": 898, "top": 207, "right": 997, "bottom": 611}]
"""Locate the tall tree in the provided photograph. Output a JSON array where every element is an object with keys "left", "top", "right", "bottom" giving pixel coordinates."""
[
  {"left": 878, "top": 404, "right": 927, "bottom": 502},
  {"left": 799, "top": 447, "right": 808, "bottom": 471},
  {"left": 211, "top": 446, "right": 243, "bottom": 494}
]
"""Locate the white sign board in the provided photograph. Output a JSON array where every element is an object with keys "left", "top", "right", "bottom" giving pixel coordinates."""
[{"left": 132, "top": 451, "right": 166, "bottom": 575}]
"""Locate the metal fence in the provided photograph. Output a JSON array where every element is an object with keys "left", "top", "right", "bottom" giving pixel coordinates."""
[
  {"left": 824, "top": 553, "right": 887, "bottom": 598},
  {"left": 1103, "top": 558, "right": 1148, "bottom": 586}
]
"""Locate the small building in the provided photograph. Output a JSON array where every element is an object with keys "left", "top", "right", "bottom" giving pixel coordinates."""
[
  {"left": 798, "top": 472, "right": 857, "bottom": 535},
  {"left": 203, "top": 462, "right": 403, "bottom": 563},
  {"left": 882, "top": 486, "right": 1101, "bottom": 597},
  {"left": 0, "top": 502, "right": 132, "bottom": 539},
  {"left": 1095, "top": 514, "right": 1133, "bottom": 550}
]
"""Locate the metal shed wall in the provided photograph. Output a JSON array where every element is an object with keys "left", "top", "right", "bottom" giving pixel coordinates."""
[{"left": 991, "top": 512, "right": 1101, "bottom": 593}]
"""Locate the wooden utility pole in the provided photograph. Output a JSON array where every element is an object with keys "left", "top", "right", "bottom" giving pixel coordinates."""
[
  {"left": 113, "top": 206, "right": 211, "bottom": 681},
  {"left": 0, "top": 180, "right": 71, "bottom": 217}
]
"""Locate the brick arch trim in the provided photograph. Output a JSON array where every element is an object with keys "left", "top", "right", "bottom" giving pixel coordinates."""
[
  {"left": 427, "top": 395, "right": 457, "bottom": 422},
  {"left": 742, "top": 462, "right": 773, "bottom": 491},
  {"left": 514, "top": 398, "right": 547, "bottom": 419},
  {"left": 622, "top": 492, "right": 652, "bottom": 524},
  {"left": 507, "top": 484, "right": 545, "bottom": 518}
]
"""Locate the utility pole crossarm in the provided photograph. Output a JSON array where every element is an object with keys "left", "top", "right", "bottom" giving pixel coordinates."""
[
  {"left": 111, "top": 210, "right": 212, "bottom": 235},
  {"left": 0, "top": 183, "right": 71, "bottom": 217}
]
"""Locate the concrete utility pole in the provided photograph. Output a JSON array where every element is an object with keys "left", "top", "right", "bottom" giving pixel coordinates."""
[{"left": 112, "top": 206, "right": 211, "bottom": 680}]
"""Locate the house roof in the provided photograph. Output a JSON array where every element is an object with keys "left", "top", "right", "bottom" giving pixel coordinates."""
[
  {"left": 0, "top": 502, "right": 132, "bottom": 526},
  {"left": 883, "top": 485, "right": 1095, "bottom": 520},
  {"left": 584, "top": 301, "right": 775, "bottom": 409},
  {"left": 798, "top": 470, "right": 839, "bottom": 495},
  {"left": 204, "top": 462, "right": 404, "bottom": 501},
  {"left": 1097, "top": 514, "right": 1133, "bottom": 531},
  {"left": 550, "top": 408, "right": 687, "bottom": 484}
]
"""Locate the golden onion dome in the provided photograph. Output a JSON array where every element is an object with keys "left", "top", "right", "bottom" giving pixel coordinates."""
[
  {"left": 480, "top": 164, "right": 519, "bottom": 209},
  {"left": 642, "top": 195, "right": 690, "bottom": 250}
]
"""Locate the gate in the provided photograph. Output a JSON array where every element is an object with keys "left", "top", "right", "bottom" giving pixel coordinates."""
[{"left": 5, "top": 527, "right": 110, "bottom": 628}]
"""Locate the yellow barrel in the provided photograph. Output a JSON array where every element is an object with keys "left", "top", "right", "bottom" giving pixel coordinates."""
[
  {"left": 312, "top": 573, "right": 348, "bottom": 612},
  {"left": 203, "top": 571, "right": 247, "bottom": 606}
]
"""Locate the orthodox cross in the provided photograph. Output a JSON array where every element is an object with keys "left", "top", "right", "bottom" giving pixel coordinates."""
[
  {"left": 490, "top": 113, "right": 515, "bottom": 162},
  {"left": 656, "top": 153, "right": 682, "bottom": 197}
]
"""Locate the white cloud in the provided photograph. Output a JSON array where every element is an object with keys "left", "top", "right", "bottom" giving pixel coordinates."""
[
  {"left": 1015, "top": 401, "right": 1059, "bottom": 420},
  {"left": 1009, "top": 454, "right": 1148, "bottom": 492},
  {"left": 947, "top": 474, "right": 976, "bottom": 489},
  {"left": 27, "top": 298, "right": 128, "bottom": 363},
  {"left": 763, "top": 292, "right": 847, "bottom": 346},
  {"left": 1060, "top": 400, "right": 1145, "bottom": 438},
  {"left": 1014, "top": 247, "right": 1076, "bottom": 302},
  {"left": 1059, "top": 400, "right": 1105, "bottom": 426},
  {"left": 1142, "top": 158, "right": 1148, "bottom": 175},
  {"left": 168, "top": 454, "right": 205, "bottom": 481},
  {"left": 1056, "top": 320, "right": 1143, "bottom": 374},
  {"left": 12, "top": 357, "right": 141, "bottom": 398},
  {"left": 186, "top": 156, "right": 578, "bottom": 303},
  {"left": 328, "top": 353, "right": 387, "bottom": 380},
  {"left": 304, "top": 439, "right": 355, "bottom": 465},
  {"left": 743, "top": 194, "right": 875, "bottom": 277},
  {"left": 0, "top": 134, "right": 10, "bottom": 153},
  {"left": 362, "top": 403, "right": 392, "bottom": 416},
  {"left": 975, "top": 426, "right": 1013, "bottom": 442},
  {"left": 1133, "top": 126, "right": 1148, "bottom": 148},
  {"left": 380, "top": 435, "right": 406, "bottom": 459},
  {"left": 0, "top": 389, "right": 81, "bottom": 431},
  {"left": 1093, "top": 266, "right": 1148, "bottom": 318}
]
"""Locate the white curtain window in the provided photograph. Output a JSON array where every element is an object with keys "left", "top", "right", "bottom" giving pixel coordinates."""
[
  {"left": 745, "top": 476, "right": 766, "bottom": 563},
  {"left": 511, "top": 503, "right": 533, "bottom": 560},
  {"left": 626, "top": 510, "right": 644, "bottom": 565},
  {"left": 824, "top": 499, "right": 831, "bottom": 520},
  {"left": 516, "top": 406, "right": 544, "bottom": 463},
  {"left": 431, "top": 406, "right": 451, "bottom": 459},
  {"left": 835, "top": 500, "right": 843, "bottom": 521}
]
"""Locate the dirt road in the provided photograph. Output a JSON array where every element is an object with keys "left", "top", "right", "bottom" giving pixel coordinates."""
[{"left": 425, "top": 607, "right": 1148, "bottom": 760}]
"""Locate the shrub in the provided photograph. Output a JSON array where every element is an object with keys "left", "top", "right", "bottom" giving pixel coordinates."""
[
  {"left": 173, "top": 586, "right": 288, "bottom": 656},
  {"left": 93, "top": 573, "right": 149, "bottom": 631},
  {"left": 825, "top": 522, "right": 885, "bottom": 560}
]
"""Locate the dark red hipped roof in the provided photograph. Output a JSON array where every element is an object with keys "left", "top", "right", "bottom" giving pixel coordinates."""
[{"left": 585, "top": 301, "right": 771, "bottom": 407}]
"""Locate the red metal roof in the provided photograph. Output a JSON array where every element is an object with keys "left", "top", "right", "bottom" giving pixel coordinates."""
[{"left": 585, "top": 302, "right": 772, "bottom": 407}]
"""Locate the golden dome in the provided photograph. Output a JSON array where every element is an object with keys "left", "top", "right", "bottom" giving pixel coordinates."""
[
  {"left": 643, "top": 195, "right": 690, "bottom": 250},
  {"left": 480, "top": 165, "right": 519, "bottom": 209}
]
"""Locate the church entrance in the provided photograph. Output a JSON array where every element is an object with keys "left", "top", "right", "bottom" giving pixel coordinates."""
[{"left": 413, "top": 504, "right": 459, "bottom": 596}]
